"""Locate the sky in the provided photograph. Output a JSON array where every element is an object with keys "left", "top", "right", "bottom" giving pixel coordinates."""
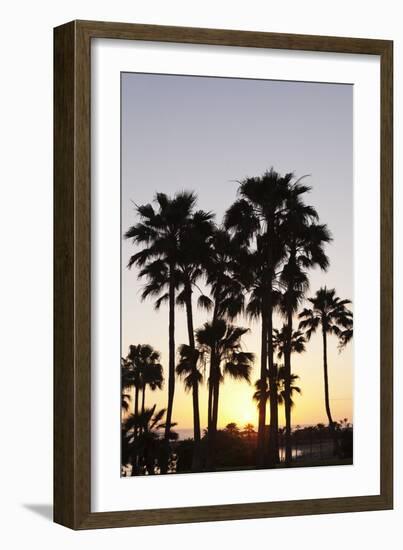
[{"left": 121, "top": 72, "right": 353, "bottom": 433}]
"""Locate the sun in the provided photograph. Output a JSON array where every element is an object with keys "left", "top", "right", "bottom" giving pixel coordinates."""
[{"left": 237, "top": 409, "right": 257, "bottom": 429}]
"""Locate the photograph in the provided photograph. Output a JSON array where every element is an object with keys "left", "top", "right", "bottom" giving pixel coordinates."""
[{"left": 120, "top": 71, "right": 354, "bottom": 477}]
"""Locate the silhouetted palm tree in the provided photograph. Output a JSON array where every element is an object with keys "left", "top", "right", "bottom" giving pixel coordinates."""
[
  {"left": 126, "top": 344, "right": 163, "bottom": 425},
  {"left": 122, "top": 406, "right": 178, "bottom": 475},
  {"left": 279, "top": 186, "right": 331, "bottom": 463},
  {"left": 202, "top": 228, "right": 247, "bottom": 451},
  {"left": 253, "top": 365, "right": 301, "bottom": 417},
  {"left": 196, "top": 319, "right": 254, "bottom": 467},
  {"left": 125, "top": 192, "right": 199, "bottom": 467},
  {"left": 176, "top": 344, "right": 204, "bottom": 450},
  {"left": 225, "top": 169, "right": 293, "bottom": 466},
  {"left": 276, "top": 367, "right": 302, "bottom": 409},
  {"left": 273, "top": 326, "right": 306, "bottom": 358},
  {"left": 299, "top": 287, "right": 353, "bottom": 444},
  {"left": 140, "top": 359, "right": 164, "bottom": 416},
  {"left": 175, "top": 210, "right": 214, "bottom": 467},
  {"left": 121, "top": 357, "right": 135, "bottom": 413}
]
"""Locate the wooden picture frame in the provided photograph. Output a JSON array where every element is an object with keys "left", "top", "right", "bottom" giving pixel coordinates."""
[{"left": 54, "top": 20, "right": 393, "bottom": 529}]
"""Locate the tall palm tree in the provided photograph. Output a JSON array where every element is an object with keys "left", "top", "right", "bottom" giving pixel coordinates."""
[
  {"left": 195, "top": 319, "right": 254, "bottom": 468},
  {"left": 299, "top": 287, "right": 353, "bottom": 445},
  {"left": 225, "top": 169, "right": 306, "bottom": 466},
  {"left": 279, "top": 188, "right": 331, "bottom": 463},
  {"left": 124, "top": 191, "right": 198, "bottom": 467}
]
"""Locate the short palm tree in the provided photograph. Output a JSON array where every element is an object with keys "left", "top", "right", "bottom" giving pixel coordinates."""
[
  {"left": 276, "top": 367, "right": 302, "bottom": 409},
  {"left": 195, "top": 319, "right": 254, "bottom": 468},
  {"left": 176, "top": 344, "right": 203, "bottom": 398},
  {"left": 176, "top": 344, "right": 203, "bottom": 464},
  {"left": 122, "top": 406, "right": 178, "bottom": 476},
  {"left": 253, "top": 366, "right": 301, "bottom": 419},
  {"left": 125, "top": 344, "right": 163, "bottom": 434},
  {"left": 121, "top": 357, "right": 135, "bottom": 413},
  {"left": 202, "top": 228, "right": 247, "bottom": 440},
  {"left": 140, "top": 360, "right": 164, "bottom": 416},
  {"left": 299, "top": 287, "right": 353, "bottom": 436},
  {"left": 273, "top": 326, "right": 306, "bottom": 358}
]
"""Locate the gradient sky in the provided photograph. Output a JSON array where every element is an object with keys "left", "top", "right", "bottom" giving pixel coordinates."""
[{"left": 121, "top": 72, "right": 353, "bottom": 432}]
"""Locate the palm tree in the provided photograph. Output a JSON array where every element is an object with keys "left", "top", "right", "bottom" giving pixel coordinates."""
[
  {"left": 273, "top": 326, "right": 306, "bottom": 358},
  {"left": 299, "top": 287, "right": 353, "bottom": 446},
  {"left": 176, "top": 344, "right": 203, "bottom": 462},
  {"left": 122, "top": 406, "right": 178, "bottom": 475},
  {"left": 279, "top": 188, "right": 331, "bottom": 463},
  {"left": 140, "top": 359, "right": 164, "bottom": 416},
  {"left": 195, "top": 319, "right": 254, "bottom": 467},
  {"left": 126, "top": 344, "right": 163, "bottom": 421},
  {"left": 225, "top": 169, "right": 293, "bottom": 466},
  {"left": 124, "top": 191, "right": 198, "bottom": 467},
  {"left": 175, "top": 210, "right": 214, "bottom": 467},
  {"left": 121, "top": 357, "right": 135, "bottom": 413},
  {"left": 202, "top": 228, "right": 247, "bottom": 446},
  {"left": 276, "top": 367, "right": 302, "bottom": 410},
  {"left": 253, "top": 366, "right": 301, "bottom": 421}
]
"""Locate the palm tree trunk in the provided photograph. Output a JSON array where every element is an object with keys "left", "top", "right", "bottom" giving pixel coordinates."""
[
  {"left": 208, "top": 357, "right": 220, "bottom": 469},
  {"left": 284, "top": 306, "right": 293, "bottom": 465},
  {"left": 141, "top": 385, "right": 146, "bottom": 415},
  {"left": 131, "top": 384, "right": 140, "bottom": 475},
  {"left": 322, "top": 325, "right": 337, "bottom": 454},
  {"left": 184, "top": 279, "right": 202, "bottom": 471},
  {"left": 206, "top": 354, "right": 216, "bottom": 470},
  {"left": 207, "top": 378, "right": 213, "bottom": 434},
  {"left": 267, "top": 286, "right": 279, "bottom": 465},
  {"left": 207, "top": 300, "right": 220, "bottom": 469},
  {"left": 134, "top": 385, "right": 139, "bottom": 435},
  {"left": 139, "top": 385, "right": 146, "bottom": 436},
  {"left": 162, "top": 263, "right": 176, "bottom": 473},
  {"left": 322, "top": 326, "right": 333, "bottom": 425},
  {"left": 257, "top": 294, "right": 268, "bottom": 467},
  {"left": 211, "top": 362, "right": 220, "bottom": 432}
]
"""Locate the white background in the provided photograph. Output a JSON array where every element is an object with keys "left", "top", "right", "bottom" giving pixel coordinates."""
[
  {"left": 92, "top": 40, "right": 380, "bottom": 511},
  {"left": 0, "top": 0, "right": 400, "bottom": 548}
]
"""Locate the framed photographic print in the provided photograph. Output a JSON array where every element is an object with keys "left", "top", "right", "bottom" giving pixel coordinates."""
[{"left": 54, "top": 20, "right": 393, "bottom": 529}]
